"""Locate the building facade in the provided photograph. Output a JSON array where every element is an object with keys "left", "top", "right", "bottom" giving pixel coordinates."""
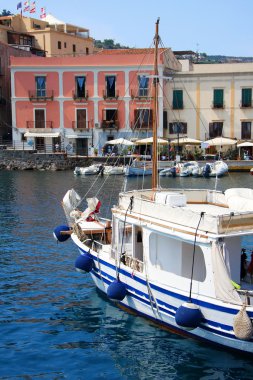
[
  {"left": 165, "top": 60, "right": 253, "bottom": 143},
  {"left": 10, "top": 49, "right": 179, "bottom": 153},
  {"left": 0, "top": 40, "right": 31, "bottom": 142},
  {"left": 0, "top": 14, "right": 94, "bottom": 57}
]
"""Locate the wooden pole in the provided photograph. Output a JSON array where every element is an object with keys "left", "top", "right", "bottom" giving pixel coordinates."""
[{"left": 152, "top": 18, "right": 160, "bottom": 190}]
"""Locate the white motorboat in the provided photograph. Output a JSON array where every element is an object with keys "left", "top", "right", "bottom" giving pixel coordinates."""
[
  {"left": 74, "top": 164, "right": 100, "bottom": 175},
  {"left": 103, "top": 165, "right": 125, "bottom": 175},
  {"left": 202, "top": 160, "right": 228, "bottom": 177},
  {"left": 55, "top": 21, "right": 253, "bottom": 355}
]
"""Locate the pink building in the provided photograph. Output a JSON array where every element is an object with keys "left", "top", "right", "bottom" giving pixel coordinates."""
[{"left": 10, "top": 49, "right": 180, "bottom": 154}]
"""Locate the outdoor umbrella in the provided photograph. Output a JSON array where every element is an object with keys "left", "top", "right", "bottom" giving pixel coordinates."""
[
  {"left": 237, "top": 141, "right": 253, "bottom": 148},
  {"left": 135, "top": 137, "right": 169, "bottom": 145},
  {"left": 105, "top": 138, "right": 134, "bottom": 146},
  {"left": 170, "top": 137, "right": 202, "bottom": 145},
  {"left": 204, "top": 137, "right": 237, "bottom": 146}
]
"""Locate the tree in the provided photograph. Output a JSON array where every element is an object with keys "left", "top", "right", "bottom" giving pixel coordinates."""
[
  {"left": 0, "top": 9, "right": 13, "bottom": 16},
  {"left": 94, "top": 39, "right": 129, "bottom": 50}
]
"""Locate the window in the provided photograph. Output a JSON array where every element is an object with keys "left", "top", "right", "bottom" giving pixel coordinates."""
[
  {"left": 64, "top": 42, "right": 67, "bottom": 48},
  {"left": 75, "top": 76, "right": 86, "bottom": 98},
  {"left": 76, "top": 109, "right": 87, "bottom": 129},
  {"left": 209, "top": 122, "right": 223, "bottom": 138},
  {"left": 102, "top": 109, "right": 118, "bottom": 128},
  {"left": 163, "top": 110, "right": 168, "bottom": 129},
  {"left": 241, "top": 88, "right": 252, "bottom": 108},
  {"left": 73, "top": 44, "right": 76, "bottom": 53},
  {"left": 213, "top": 89, "right": 224, "bottom": 108},
  {"left": 86, "top": 47, "right": 89, "bottom": 55},
  {"left": 105, "top": 75, "right": 116, "bottom": 97},
  {"left": 138, "top": 75, "right": 149, "bottom": 97},
  {"left": 35, "top": 109, "right": 45, "bottom": 129},
  {"left": 172, "top": 90, "right": 183, "bottom": 109},
  {"left": 134, "top": 109, "right": 153, "bottom": 129},
  {"left": 169, "top": 122, "right": 187, "bottom": 135},
  {"left": 0, "top": 57, "right": 1, "bottom": 74},
  {"left": 241, "top": 121, "right": 251, "bottom": 139},
  {"left": 58, "top": 41, "right": 61, "bottom": 49},
  {"left": 35, "top": 76, "right": 46, "bottom": 97}
]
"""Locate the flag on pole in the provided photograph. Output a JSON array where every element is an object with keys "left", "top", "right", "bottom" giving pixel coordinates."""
[
  {"left": 30, "top": 1, "right": 36, "bottom": 13},
  {"left": 17, "top": 2, "right": 22, "bottom": 10},
  {"left": 23, "top": 1, "right": 30, "bottom": 12},
  {"left": 40, "top": 7, "right": 46, "bottom": 19}
]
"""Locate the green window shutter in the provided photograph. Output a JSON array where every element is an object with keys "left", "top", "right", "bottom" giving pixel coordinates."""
[
  {"left": 173, "top": 90, "right": 183, "bottom": 109},
  {"left": 242, "top": 88, "right": 252, "bottom": 107},
  {"left": 213, "top": 89, "right": 223, "bottom": 108}
]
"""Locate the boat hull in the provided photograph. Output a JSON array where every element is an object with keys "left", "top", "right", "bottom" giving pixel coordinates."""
[{"left": 73, "top": 238, "right": 253, "bottom": 355}]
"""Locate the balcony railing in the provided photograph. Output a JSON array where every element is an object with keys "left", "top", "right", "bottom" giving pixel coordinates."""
[
  {"left": 101, "top": 120, "right": 119, "bottom": 130},
  {"left": 212, "top": 102, "right": 225, "bottom": 109},
  {"left": 26, "top": 121, "right": 54, "bottom": 129},
  {"left": 103, "top": 90, "right": 119, "bottom": 100},
  {"left": 72, "top": 90, "right": 89, "bottom": 101},
  {"left": 28, "top": 90, "right": 54, "bottom": 101},
  {"left": 72, "top": 121, "right": 90, "bottom": 130},
  {"left": 130, "top": 89, "right": 150, "bottom": 99},
  {"left": 240, "top": 101, "right": 252, "bottom": 108}
]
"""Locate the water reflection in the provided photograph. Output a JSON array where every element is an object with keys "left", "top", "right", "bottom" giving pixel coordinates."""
[{"left": 0, "top": 170, "right": 253, "bottom": 379}]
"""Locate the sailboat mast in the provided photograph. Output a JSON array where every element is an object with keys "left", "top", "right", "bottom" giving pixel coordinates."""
[{"left": 152, "top": 18, "right": 160, "bottom": 190}]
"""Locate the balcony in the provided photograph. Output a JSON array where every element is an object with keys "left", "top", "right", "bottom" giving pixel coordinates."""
[
  {"left": 240, "top": 101, "right": 252, "bottom": 108},
  {"left": 212, "top": 102, "right": 225, "bottom": 109},
  {"left": 72, "top": 90, "right": 89, "bottom": 101},
  {"left": 131, "top": 89, "right": 150, "bottom": 100},
  {"left": 26, "top": 121, "right": 54, "bottom": 132},
  {"left": 72, "top": 121, "right": 90, "bottom": 131},
  {"left": 101, "top": 120, "right": 119, "bottom": 130},
  {"left": 28, "top": 90, "right": 54, "bottom": 101},
  {"left": 103, "top": 90, "right": 119, "bottom": 100}
]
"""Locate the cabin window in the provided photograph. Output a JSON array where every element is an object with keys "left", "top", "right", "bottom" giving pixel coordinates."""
[
  {"left": 138, "top": 75, "right": 149, "bottom": 97},
  {"left": 149, "top": 233, "right": 206, "bottom": 282},
  {"left": 172, "top": 90, "right": 183, "bottom": 109},
  {"left": 241, "top": 88, "right": 252, "bottom": 107},
  {"left": 73, "top": 44, "right": 76, "bottom": 53},
  {"left": 64, "top": 42, "right": 67, "bottom": 48},
  {"left": 213, "top": 89, "right": 224, "bottom": 108},
  {"left": 209, "top": 122, "right": 223, "bottom": 138},
  {"left": 86, "top": 47, "right": 89, "bottom": 55},
  {"left": 241, "top": 121, "right": 251, "bottom": 140},
  {"left": 58, "top": 41, "right": 62, "bottom": 49}
]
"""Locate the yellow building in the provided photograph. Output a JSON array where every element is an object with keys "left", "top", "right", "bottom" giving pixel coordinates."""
[{"left": 0, "top": 13, "right": 94, "bottom": 57}]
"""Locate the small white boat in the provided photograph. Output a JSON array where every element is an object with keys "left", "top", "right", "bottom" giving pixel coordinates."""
[
  {"left": 178, "top": 161, "right": 199, "bottom": 177},
  {"left": 202, "top": 160, "right": 228, "bottom": 178},
  {"left": 103, "top": 165, "right": 125, "bottom": 175},
  {"left": 74, "top": 164, "right": 100, "bottom": 176},
  {"left": 125, "top": 161, "right": 152, "bottom": 176}
]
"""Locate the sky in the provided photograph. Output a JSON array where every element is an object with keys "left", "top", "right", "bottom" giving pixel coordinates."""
[{"left": 3, "top": 0, "right": 253, "bottom": 56}]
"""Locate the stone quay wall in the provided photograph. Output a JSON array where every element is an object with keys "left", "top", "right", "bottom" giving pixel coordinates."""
[{"left": 0, "top": 150, "right": 131, "bottom": 171}]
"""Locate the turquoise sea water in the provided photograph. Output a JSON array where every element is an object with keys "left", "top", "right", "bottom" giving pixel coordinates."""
[{"left": 1, "top": 170, "right": 253, "bottom": 379}]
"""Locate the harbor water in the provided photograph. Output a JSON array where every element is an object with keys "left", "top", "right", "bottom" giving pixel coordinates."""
[{"left": 1, "top": 170, "right": 253, "bottom": 379}]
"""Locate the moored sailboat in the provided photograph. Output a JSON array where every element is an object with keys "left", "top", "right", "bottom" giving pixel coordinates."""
[{"left": 54, "top": 20, "right": 253, "bottom": 354}]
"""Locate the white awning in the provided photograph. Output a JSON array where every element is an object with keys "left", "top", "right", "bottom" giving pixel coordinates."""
[
  {"left": 24, "top": 132, "right": 60, "bottom": 138},
  {"left": 66, "top": 135, "right": 90, "bottom": 139}
]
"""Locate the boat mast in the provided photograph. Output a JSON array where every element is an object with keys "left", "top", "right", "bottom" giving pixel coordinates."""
[{"left": 152, "top": 18, "right": 160, "bottom": 190}]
